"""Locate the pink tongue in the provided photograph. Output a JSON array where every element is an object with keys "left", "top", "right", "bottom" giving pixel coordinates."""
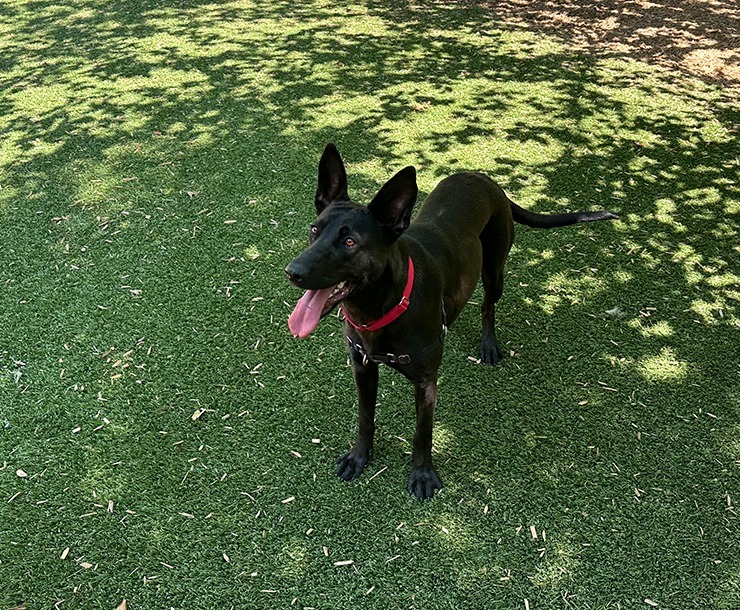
[{"left": 288, "top": 286, "right": 336, "bottom": 338}]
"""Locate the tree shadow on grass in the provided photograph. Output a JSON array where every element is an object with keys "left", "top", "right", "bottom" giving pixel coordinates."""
[{"left": 0, "top": 0, "right": 737, "bottom": 608}]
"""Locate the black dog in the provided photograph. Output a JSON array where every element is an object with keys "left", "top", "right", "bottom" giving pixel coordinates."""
[{"left": 286, "top": 144, "right": 618, "bottom": 499}]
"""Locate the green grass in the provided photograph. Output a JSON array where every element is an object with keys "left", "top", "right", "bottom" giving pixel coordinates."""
[{"left": 1, "top": 0, "right": 738, "bottom": 608}]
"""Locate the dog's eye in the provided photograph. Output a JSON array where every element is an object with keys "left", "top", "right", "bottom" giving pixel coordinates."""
[{"left": 344, "top": 237, "right": 356, "bottom": 248}]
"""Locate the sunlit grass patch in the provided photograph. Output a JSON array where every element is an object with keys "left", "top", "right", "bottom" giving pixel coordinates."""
[{"left": 638, "top": 347, "right": 690, "bottom": 382}]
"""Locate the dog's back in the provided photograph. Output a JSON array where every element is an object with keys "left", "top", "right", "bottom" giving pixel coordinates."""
[{"left": 405, "top": 172, "right": 514, "bottom": 326}]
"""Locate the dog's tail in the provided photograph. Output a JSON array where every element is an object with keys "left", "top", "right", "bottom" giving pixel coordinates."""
[{"left": 509, "top": 200, "right": 619, "bottom": 228}]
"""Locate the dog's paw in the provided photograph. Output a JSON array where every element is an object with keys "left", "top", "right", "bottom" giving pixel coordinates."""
[
  {"left": 335, "top": 450, "right": 370, "bottom": 481},
  {"left": 479, "top": 339, "right": 504, "bottom": 365},
  {"left": 407, "top": 467, "right": 442, "bottom": 500}
]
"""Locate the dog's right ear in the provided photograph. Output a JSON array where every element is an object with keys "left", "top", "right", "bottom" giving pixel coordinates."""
[
  {"left": 367, "top": 166, "right": 418, "bottom": 242},
  {"left": 315, "top": 143, "right": 349, "bottom": 215}
]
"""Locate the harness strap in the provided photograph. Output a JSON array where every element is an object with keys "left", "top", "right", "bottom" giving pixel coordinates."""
[
  {"left": 346, "top": 328, "right": 447, "bottom": 366},
  {"left": 345, "top": 300, "right": 448, "bottom": 366}
]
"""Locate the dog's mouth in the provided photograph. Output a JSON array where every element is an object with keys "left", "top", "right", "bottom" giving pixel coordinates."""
[{"left": 288, "top": 281, "right": 354, "bottom": 338}]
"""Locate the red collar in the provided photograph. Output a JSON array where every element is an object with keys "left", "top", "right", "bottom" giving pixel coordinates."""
[{"left": 342, "top": 257, "right": 414, "bottom": 332}]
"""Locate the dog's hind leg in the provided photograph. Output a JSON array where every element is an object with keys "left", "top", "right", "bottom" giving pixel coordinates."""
[
  {"left": 479, "top": 218, "right": 512, "bottom": 365},
  {"left": 480, "top": 267, "right": 505, "bottom": 365}
]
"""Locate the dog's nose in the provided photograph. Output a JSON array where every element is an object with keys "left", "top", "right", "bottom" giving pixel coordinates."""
[{"left": 285, "top": 263, "right": 303, "bottom": 285}]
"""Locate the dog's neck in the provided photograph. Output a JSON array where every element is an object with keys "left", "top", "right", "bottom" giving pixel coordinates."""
[{"left": 341, "top": 245, "right": 410, "bottom": 330}]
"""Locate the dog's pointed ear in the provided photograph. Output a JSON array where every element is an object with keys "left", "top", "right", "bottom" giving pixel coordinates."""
[
  {"left": 368, "top": 166, "right": 418, "bottom": 242},
  {"left": 315, "top": 143, "right": 349, "bottom": 215}
]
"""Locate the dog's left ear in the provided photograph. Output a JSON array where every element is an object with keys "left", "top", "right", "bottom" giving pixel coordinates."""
[
  {"left": 315, "top": 143, "right": 349, "bottom": 215},
  {"left": 368, "top": 166, "right": 418, "bottom": 242}
]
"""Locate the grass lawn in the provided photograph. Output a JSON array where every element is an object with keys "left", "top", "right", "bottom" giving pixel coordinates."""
[{"left": 1, "top": 0, "right": 738, "bottom": 608}]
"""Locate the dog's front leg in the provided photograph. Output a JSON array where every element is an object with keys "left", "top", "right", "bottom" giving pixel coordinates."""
[
  {"left": 408, "top": 376, "right": 442, "bottom": 500},
  {"left": 336, "top": 355, "right": 378, "bottom": 481}
]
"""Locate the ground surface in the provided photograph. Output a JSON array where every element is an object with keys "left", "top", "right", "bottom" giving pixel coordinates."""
[
  {"left": 480, "top": 0, "right": 740, "bottom": 87},
  {"left": 0, "top": 0, "right": 738, "bottom": 608}
]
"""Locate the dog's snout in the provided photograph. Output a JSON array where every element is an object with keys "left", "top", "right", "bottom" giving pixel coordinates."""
[{"left": 285, "top": 262, "right": 303, "bottom": 285}]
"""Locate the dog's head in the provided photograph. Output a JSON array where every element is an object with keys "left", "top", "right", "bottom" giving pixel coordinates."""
[{"left": 286, "top": 143, "right": 418, "bottom": 338}]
